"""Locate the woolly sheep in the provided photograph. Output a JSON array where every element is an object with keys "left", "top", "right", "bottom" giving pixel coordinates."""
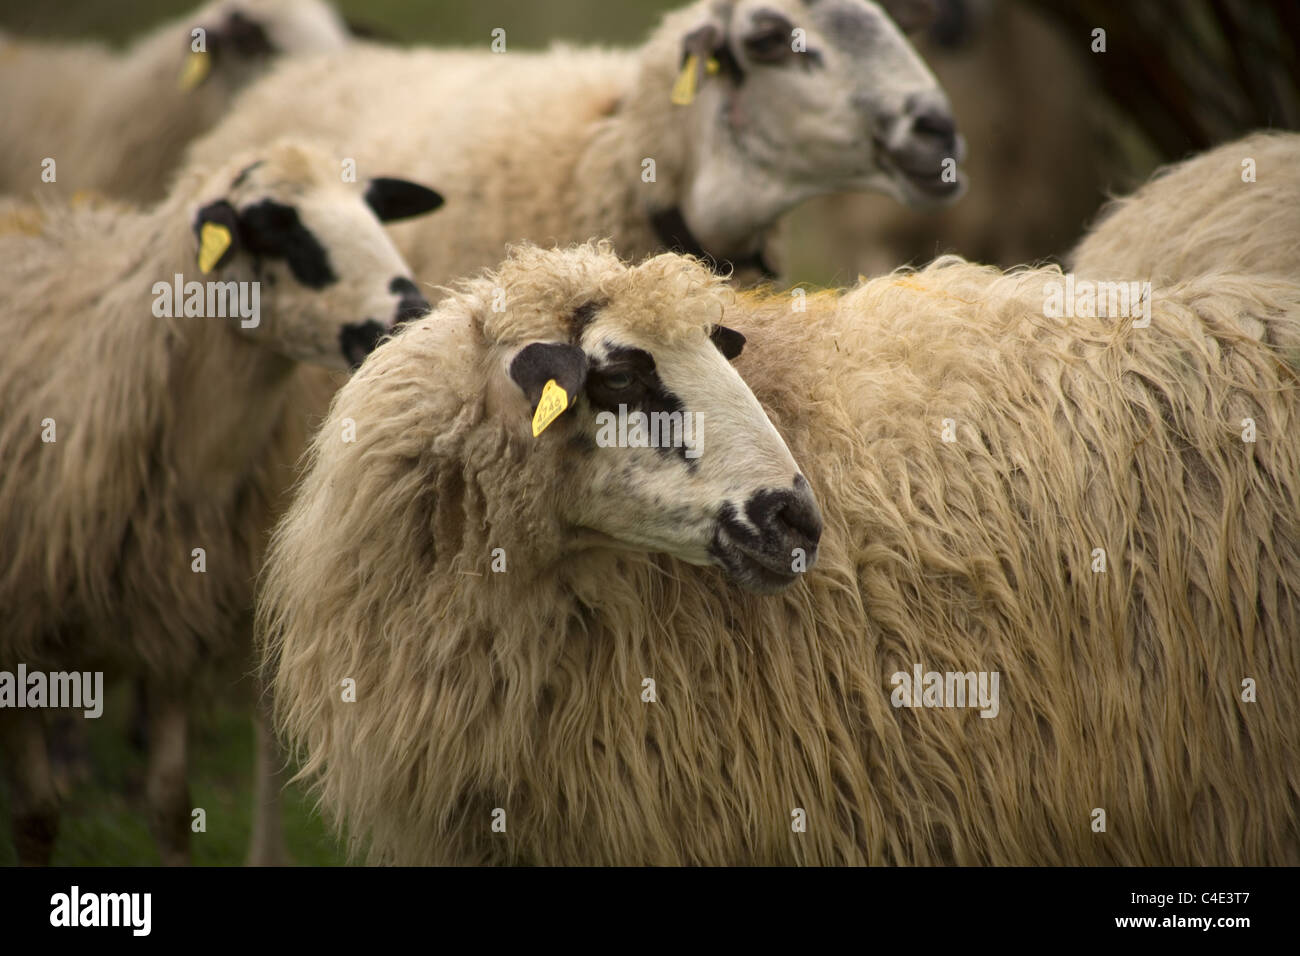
[
  {"left": 188, "top": 0, "right": 965, "bottom": 290},
  {"left": 260, "top": 246, "right": 1300, "bottom": 865},
  {"left": 0, "top": 141, "right": 444, "bottom": 865},
  {"left": 1071, "top": 131, "right": 1300, "bottom": 282},
  {"left": 0, "top": 0, "right": 350, "bottom": 202}
]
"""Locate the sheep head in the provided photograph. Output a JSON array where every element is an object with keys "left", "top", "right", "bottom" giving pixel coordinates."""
[
  {"left": 340, "top": 242, "right": 821, "bottom": 594},
  {"left": 177, "top": 0, "right": 351, "bottom": 93},
  {"left": 646, "top": 0, "right": 965, "bottom": 256},
  {"left": 186, "top": 141, "right": 443, "bottom": 370}
]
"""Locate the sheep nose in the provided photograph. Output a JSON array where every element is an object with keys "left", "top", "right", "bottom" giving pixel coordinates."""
[
  {"left": 912, "top": 106, "right": 955, "bottom": 143},
  {"left": 748, "top": 474, "right": 823, "bottom": 555},
  {"left": 904, "top": 92, "right": 957, "bottom": 151}
]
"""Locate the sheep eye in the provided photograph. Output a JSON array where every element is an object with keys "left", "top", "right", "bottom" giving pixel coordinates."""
[
  {"left": 600, "top": 370, "right": 635, "bottom": 391},
  {"left": 744, "top": 27, "right": 790, "bottom": 62}
]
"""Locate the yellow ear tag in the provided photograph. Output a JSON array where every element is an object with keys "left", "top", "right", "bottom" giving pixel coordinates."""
[
  {"left": 531, "top": 379, "right": 570, "bottom": 437},
  {"left": 178, "top": 50, "right": 210, "bottom": 92},
  {"left": 671, "top": 53, "right": 700, "bottom": 106},
  {"left": 198, "top": 222, "right": 232, "bottom": 274},
  {"left": 705, "top": 57, "right": 720, "bottom": 75}
]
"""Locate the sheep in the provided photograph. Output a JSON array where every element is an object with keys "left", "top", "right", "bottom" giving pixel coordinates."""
[
  {"left": 0, "top": 0, "right": 351, "bottom": 203},
  {"left": 187, "top": 0, "right": 965, "bottom": 291},
  {"left": 258, "top": 245, "right": 1300, "bottom": 865},
  {"left": 1071, "top": 131, "right": 1300, "bottom": 282},
  {"left": 0, "top": 140, "right": 445, "bottom": 865},
  {"left": 793, "top": 0, "right": 1103, "bottom": 278}
]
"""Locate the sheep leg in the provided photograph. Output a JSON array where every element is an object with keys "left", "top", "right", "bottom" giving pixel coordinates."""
[
  {"left": 47, "top": 713, "right": 92, "bottom": 797},
  {"left": 245, "top": 683, "right": 291, "bottom": 866},
  {"left": 0, "top": 711, "right": 59, "bottom": 865},
  {"left": 143, "top": 686, "right": 190, "bottom": 866}
]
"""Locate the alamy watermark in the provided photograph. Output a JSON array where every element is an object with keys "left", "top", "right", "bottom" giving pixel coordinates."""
[
  {"left": 1044, "top": 274, "right": 1151, "bottom": 326},
  {"left": 0, "top": 664, "right": 103, "bottom": 718},
  {"left": 151, "top": 274, "right": 260, "bottom": 328},
  {"left": 50, "top": 886, "right": 150, "bottom": 936},
  {"left": 890, "top": 665, "right": 1000, "bottom": 718},
  {"left": 595, "top": 404, "right": 703, "bottom": 459}
]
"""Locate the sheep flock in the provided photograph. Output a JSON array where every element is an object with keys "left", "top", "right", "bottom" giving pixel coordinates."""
[{"left": 1, "top": 0, "right": 1297, "bottom": 870}]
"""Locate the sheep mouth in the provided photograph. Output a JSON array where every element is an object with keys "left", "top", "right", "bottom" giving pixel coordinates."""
[
  {"left": 709, "top": 528, "right": 805, "bottom": 595},
  {"left": 876, "top": 140, "right": 966, "bottom": 204},
  {"left": 900, "top": 165, "right": 963, "bottom": 199}
]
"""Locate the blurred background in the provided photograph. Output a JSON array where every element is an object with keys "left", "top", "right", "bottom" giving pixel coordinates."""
[
  {"left": 4, "top": 0, "right": 1297, "bottom": 285},
  {"left": 0, "top": 0, "right": 1296, "bottom": 863}
]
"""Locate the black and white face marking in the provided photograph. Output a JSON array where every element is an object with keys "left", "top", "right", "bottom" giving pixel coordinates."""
[
  {"left": 389, "top": 277, "right": 431, "bottom": 326},
  {"left": 184, "top": 1, "right": 350, "bottom": 92},
  {"left": 738, "top": 9, "right": 825, "bottom": 71},
  {"left": 676, "top": 0, "right": 964, "bottom": 254},
  {"left": 507, "top": 304, "right": 817, "bottom": 591},
  {"left": 238, "top": 199, "right": 337, "bottom": 288},
  {"left": 210, "top": 10, "right": 277, "bottom": 60},
  {"left": 339, "top": 321, "right": 387, "bottom": 370},
  {"left": 190, "top": 145, "right": 443, "bottom": 371},
  {"left": 584, "top": 344, "right": 697, "bottom": 465}
]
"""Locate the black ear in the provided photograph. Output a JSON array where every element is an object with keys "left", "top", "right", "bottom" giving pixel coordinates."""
[
  {"left": 193, "top": 200, "right": 241, "bottom": 273},
  {"left": 508, "top": 342, "right": 589, "bottom": 414},
  {"left": 681, "top": 22, "right": 724, "bottom": 62},
  {"left": 679, "top": 19, "right": 737, "bottom": 84},
  {"left": 364, "top": 178, "right": 445, "bottom": 222},
  {"left": 710, "top": 325, "right": 746, "bottom": 361}
]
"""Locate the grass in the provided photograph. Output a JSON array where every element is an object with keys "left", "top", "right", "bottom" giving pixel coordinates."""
[
  {"left": 0, "top": 682, "right": 347, "bottom": 866},
  {"left": 0, "top": 0, "right": 681, "bottom": 47}
]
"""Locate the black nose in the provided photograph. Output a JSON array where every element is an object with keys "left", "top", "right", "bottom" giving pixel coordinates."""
[
  {"left": 390, "top": 276, "right": 430, "bottom": 326},
  {"left": 912, "top": 106, "right": 955, "bottom": 142},
  {"left": 903, "top": 92, "right": 957, "bottom": 151},
  {"left": 746, "top": 474, "right": 823, "bottom": 555}
]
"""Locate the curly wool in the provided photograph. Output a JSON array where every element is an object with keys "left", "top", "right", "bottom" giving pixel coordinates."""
[{"left": 261, "top": 252, "right": 1300, "bottom": 865}]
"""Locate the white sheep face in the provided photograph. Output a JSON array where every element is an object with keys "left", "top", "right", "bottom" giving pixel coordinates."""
[
  {"left": 503, "top": 304, "right": 823, "bottom": 594},
  {"left": 672, "top": 0, "right": 965, "bottom": 252},
  {"left": 186, "top": 144, "right": 442, "bottom": 370}
]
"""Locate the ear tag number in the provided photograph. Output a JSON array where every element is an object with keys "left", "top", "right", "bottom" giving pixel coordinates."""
[
  {"left": 178, "top": 51, "right": 211, "bottom": 92},
  {"left": 532, "top": 379, "right": 570, "bottom": 437},
  {"left": 198, "top": 222, "right": 232, "bottom": 274}
]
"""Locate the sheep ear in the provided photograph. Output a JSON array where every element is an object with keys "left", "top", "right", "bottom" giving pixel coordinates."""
[
  {"left": 710, "top": 325, "right": 746, "bottom": 361},
  {"left": 881, "top": 0, "right": 939, "bottom": 35},
  {"left": 508, "top": 343, "right": 589, "bottom": 436},
  {"left": 672, "top": 20, "right": 728, "bottom": 105},
  {"left": 193, "top": 200, "right": 240, "bottom": 274},
  {"left": 364, "top": 179, "right": 445, "bottom": 222}
]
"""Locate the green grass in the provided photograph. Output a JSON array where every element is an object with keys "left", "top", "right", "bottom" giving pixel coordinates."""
[
  {"left": 0, "top": 682, "right": 347, "bottom": 866},
  {"left": 0, "top": 0, "right": 680, "bottom": 47}
]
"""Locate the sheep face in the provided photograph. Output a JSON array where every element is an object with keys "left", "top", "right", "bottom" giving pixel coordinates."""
[
  {"left": 180, "top": 0, "right": 350, "bottom": 94},
  {"left": 188, "top": 144, "right": 443, "bottom": 370},
  {"left": 493, "top": 270, "right": 822, "bottom": 594},
  {"left": 670, "top": 0, "right": 965, "bottom": 249}
]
